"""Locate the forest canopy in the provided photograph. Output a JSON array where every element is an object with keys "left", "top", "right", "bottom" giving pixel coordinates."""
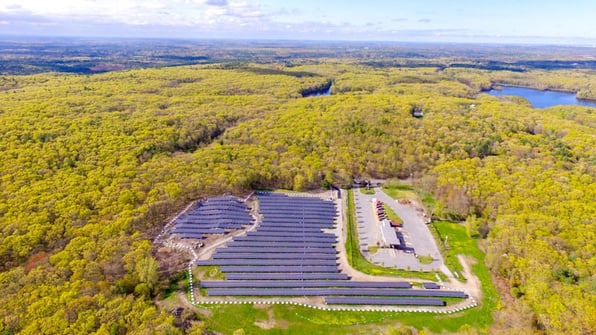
[{"left": 0, "top": 42, "right": 595, "bottom": 334}]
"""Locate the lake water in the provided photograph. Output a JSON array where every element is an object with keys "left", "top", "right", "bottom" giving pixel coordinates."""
[{"left": 487, "top": 86, "right": 596, "bottom": 108}]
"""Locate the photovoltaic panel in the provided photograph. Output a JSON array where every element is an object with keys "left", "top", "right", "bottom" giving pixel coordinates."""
[
  {"left": 423, "top": 282, "right": 440, "bottom": 289},
  {"left": 260, "top": 216, "right": 334, "bottom": 221},
  {"left": 171, "top": 195, "right": 252, "bottom": 241},
  {"left": 232, "top": 236, "right": 336, "bottom": 243},
  {"left": 214, "top": 247, "right": 337, "bottom": 254},
  {"left": 235, "top": 234, "right": 337, "bottom": 241},
  {"left": 259, "top": 222, "right": 335, "bottom": 228},
  {"left": 200, "top": 281, "right": 412, "bottom": 289},
  {"left": 225, "top": 273, "right": 349, "bottom": 280},
  {"left": 206, "top": 288, "right": 467, "bottom": 297},
  {"left": 219, "top": 266, "right": 340, "bottom": 273},
  {"left": 324, "top": 297, "right": 446, "bottom": 306},
  {"left": 178, "top": 233, "right": 203, "bottom": 239},
  {"left": 196, "top": 259, "right": 338, "bottom": 266},
  {"left": 259, "top": 213, "right": 335, "bottom": 220},
  {"left": 246, "top": 231, "right": 335, "bottom": 238},
  {"left": 225, "top": 241, "right": 334, "bottom": 248},
  {"left": 233, "top": 237, "right": 335, "bottom": 243},
  {"left": 256, "top": 227, "right": 325, "bottom": 233},
  {"left": 171, "top": 228, "right": 225, "bottom": 234},
  {"left": 236, "top": 234, "right": 335, "bottom": 240},
  {"left": 212, "top": 253, "right": 337, "bottom": 260}
]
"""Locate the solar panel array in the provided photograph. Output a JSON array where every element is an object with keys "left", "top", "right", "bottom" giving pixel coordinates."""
[
  {"left": 325, "top": 297, "right": 446, "bottom": 306},
  {"left": 200, "top": 281, "right": 412, "bottom": 288},
  {"left": 171, "top": 196, "right": 252, "bottom": 240},
  {"left": 205, "top": 288, "right": 467, "bottom": 298},
  {"left": 195, "top": 193, "right": 468, "bottom": 307}
]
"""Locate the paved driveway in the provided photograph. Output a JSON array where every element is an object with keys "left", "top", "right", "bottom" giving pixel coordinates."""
[{"left": 353, "top": 186, "right": 451, "bottom": 275}]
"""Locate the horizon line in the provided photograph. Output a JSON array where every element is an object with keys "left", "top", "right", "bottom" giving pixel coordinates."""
[{"left": 1, "top": 34, "right": 595, "bottom": 49}]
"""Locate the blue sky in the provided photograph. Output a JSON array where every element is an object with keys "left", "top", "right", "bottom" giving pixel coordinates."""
[{"left": 1, "top": 0, "right": 595, "bottom": 44}]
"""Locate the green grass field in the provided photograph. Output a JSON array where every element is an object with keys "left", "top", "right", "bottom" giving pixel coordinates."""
[
  {"left": 382, "top": 203, "right": 402, "bottom": 224},
  {"left": 360, "top": 186, "right": 376, "bottom": 195},
  {"left": 200, "top": 298, "right": 495, "bottom": 335},
  {"left": 382, "top": 181, "right": 436, "bottom": 213},
  {"left": 382, "top": 182, "right": 419, "bottom": 200}
]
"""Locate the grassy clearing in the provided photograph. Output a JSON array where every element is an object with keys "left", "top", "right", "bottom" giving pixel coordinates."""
[
  {"left": 200, "top": 301, "right": 494, "bottom": 335},
  {"left": 359, "top": 186, "right": 376, "bottom": 195},
  {"left": 382, "top": 181, "right": 419, "bottom": 200},
  {"left": 417, "top": 254, "right": 434, "bottom": 265},
  {"left": 382, "top": 180, "right": 436, "bottom": 214},
  {"left": 382, "top": 203, "right": 402, "bottom": 223},
  {"left": 196, "top": 265, "right": 225, "bottom": 280},
  {"left": 345, "top": 189, "right": 438, "bottom": 281},
  {"left": 431, "top": 221, "right": 498, "bottom": 331},
  {"left": 428, "top": 221, "right": 465, "bottom": 277}
]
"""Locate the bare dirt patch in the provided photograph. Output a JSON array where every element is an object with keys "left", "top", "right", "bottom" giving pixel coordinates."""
[
  {"left": 449, "top": 255, "right": 482, "bottom": 301},
  {"left": 253, "top": 305, "right": 290, "bottom": 330}
]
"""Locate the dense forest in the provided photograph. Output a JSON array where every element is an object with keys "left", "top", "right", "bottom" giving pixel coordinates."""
[{"left": 0, "top": 41, "right": 595, "bottom": 334}]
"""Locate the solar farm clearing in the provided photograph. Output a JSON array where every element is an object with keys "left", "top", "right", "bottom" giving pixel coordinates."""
[{"left": 172, "top": 193, "right": 474, "bottom": 311}]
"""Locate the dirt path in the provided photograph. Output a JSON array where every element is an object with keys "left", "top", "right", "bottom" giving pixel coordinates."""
[{"left": 438, "top": 254, "right": 483, "bottom": 302}]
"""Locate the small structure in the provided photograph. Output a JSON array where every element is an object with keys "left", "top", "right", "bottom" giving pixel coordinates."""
[
  {"left": 423, "top": 282, "right": 440, "bottom": 289},
  {"left": 411, "top": 105, "right": 424, "bottom": 118},
  {"left": 380, "top": 221, "right": 400, "bottom": 248}
]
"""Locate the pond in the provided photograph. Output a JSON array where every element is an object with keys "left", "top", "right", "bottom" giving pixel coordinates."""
[{"left": 487, "top": 86, "right": 596, "bottom": 108}]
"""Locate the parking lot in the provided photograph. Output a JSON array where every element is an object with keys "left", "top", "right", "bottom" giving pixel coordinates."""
[{"left": 353, "top": 186, "right": 450, "bottom": 275}]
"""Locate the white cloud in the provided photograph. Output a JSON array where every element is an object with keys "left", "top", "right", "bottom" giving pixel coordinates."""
[{"left": 0, "top": 0, "right": 269, "bottom": 27}]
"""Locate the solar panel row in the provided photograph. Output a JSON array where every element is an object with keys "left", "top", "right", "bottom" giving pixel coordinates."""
[
  {"left": 259, "top": 222, "right": 335, "bottom": 228},
  {"left": 225, "top": 273, "right": 350, "bottom": 280},
  {"left": 324, "top": 297, "right": 446, "bottom": 306},
  {"left": 177, "top": 224, "right": 246, "bottom": 230},
  {"left": 423, "top": 282, "right": 440, "bottom": 289},
  {"left": 261, "top": 210, "right": 336, "bottom": 216},
  {"left": 207, "top": 288, "right": 467, "bottom": 298},
  {"left": 200, "top": 281, "right": 412, "bottom": 289},
  {"left": 260, "top": 210, "right": 336, "bottom": 216},
  {"left": 219, "top": 266, "right": 340, "bottom": 273},
  {"left": 233, "top": 236, "right": 336, "bottom": 243},
  {"left": 212, "top": 253, "right": 337, "bottom": 260},
  {"left": 256, "top": 227, "right": 325, "bottom": 233},
  {"left": 196, "top": 259, "right": 338, "bottom": 266},
  {"left": 178, "top": 233, "right": 203, "bottom": 239},
  {"left": 215, "top": 247, "right": 337, "bottom": 254},
  {"left": 245, "top": 231, "right": 334, "bottom": 238},
  {"left": 260, "top": 217, "right": 335, "bottom": 223},
  {"left": 192, "top": 213, "right": 247, "bottom": 218},
  {"left": 179, "top": 218, "right": 248, "bottom": 223},
  {"left": 234, "top": 234, "right": 337, "bottom": 243},
  {"left": 171, "top": 228, "right": 225, "bottom": 234},
  {"left": 226, "top": 242, "right": 334, "bottom": 248},
  {"left": 185, "top": 213, "right": 250, "bottom": 219}
]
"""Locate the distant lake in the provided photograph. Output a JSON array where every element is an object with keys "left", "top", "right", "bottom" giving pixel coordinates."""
[{"left": 487, "top": 86, "right": 596, "bottom": 108}]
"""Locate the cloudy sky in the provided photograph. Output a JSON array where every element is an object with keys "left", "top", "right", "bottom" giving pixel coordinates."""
[{"left": 1, "top": 0, "right": 595, "bottom": 44}]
